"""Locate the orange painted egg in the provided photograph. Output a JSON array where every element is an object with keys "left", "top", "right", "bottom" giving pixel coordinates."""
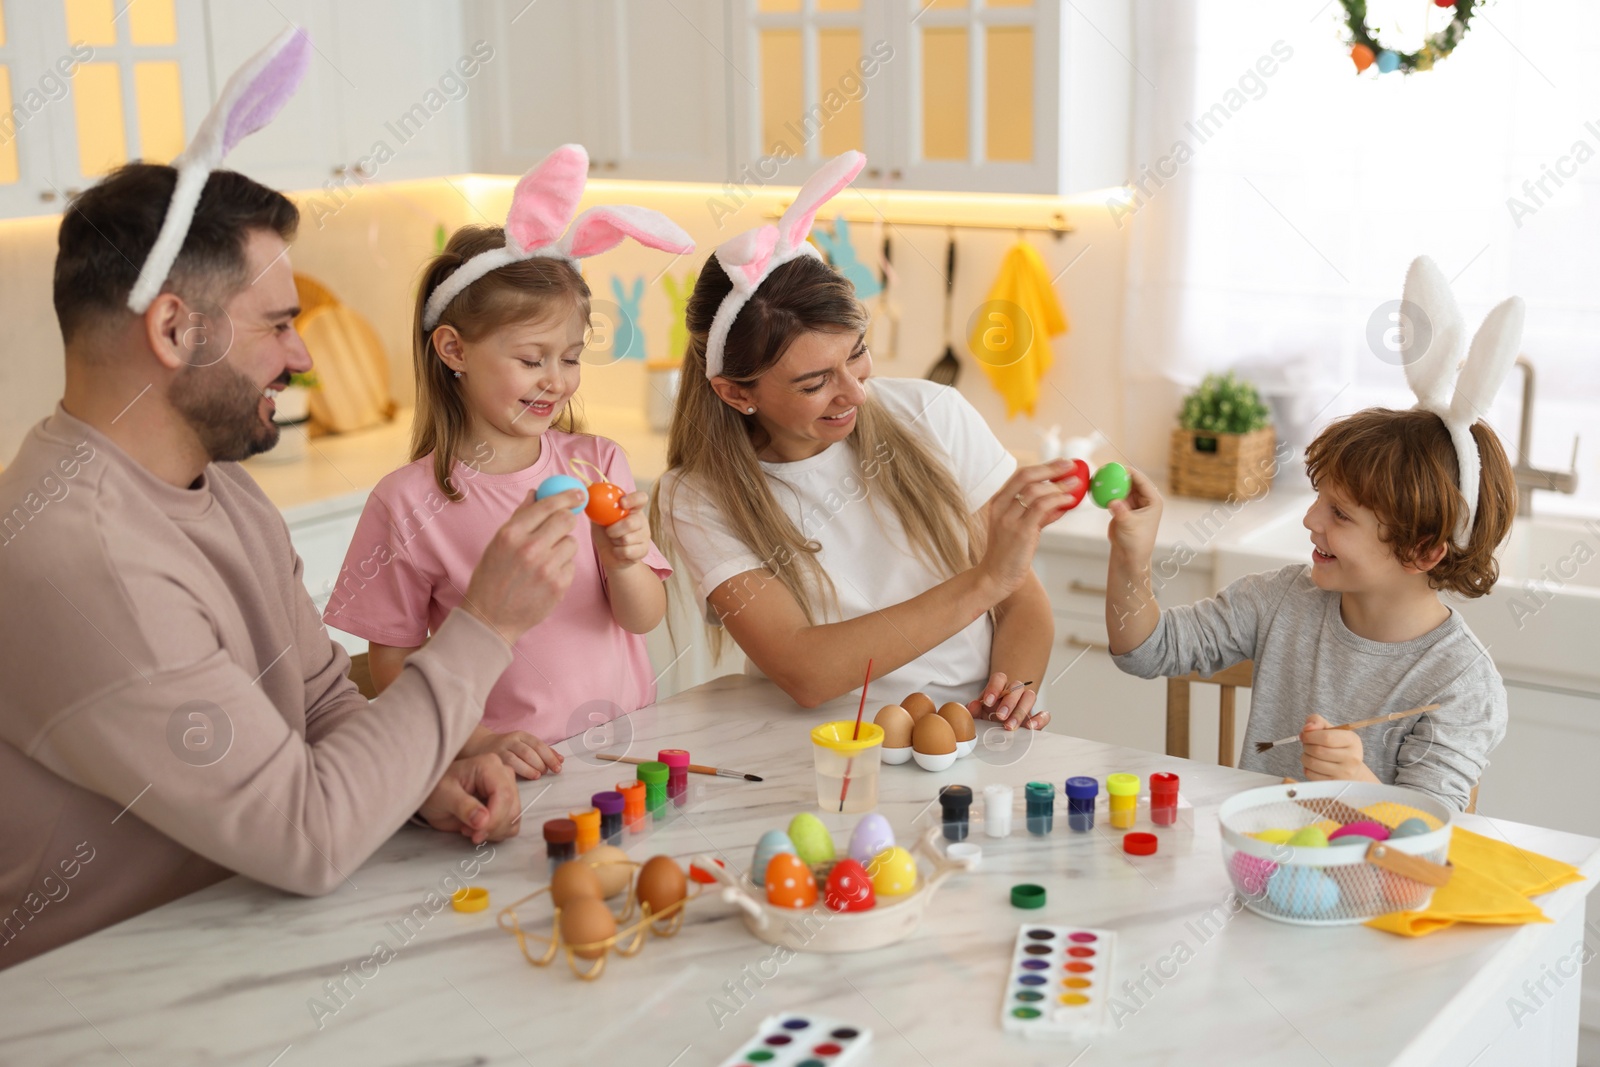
[
  {"left": 823, "top": 858, "right": 876, "bottom": 912},
  {"left": 1351, "top": 44, "right": 1375, "bottom": 72},
  {"left": 585, "top": 481, "right": 629, "bottom": 526},
  {"left": 764, "top": 852, "right": 818, "bottom": 908}
]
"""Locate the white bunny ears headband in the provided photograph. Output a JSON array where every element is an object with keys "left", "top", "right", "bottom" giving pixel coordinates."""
[
  {"left": 704, "top": 150, "right": 866, "bottom": 378},
  {"left": 422, "top": 144, "right": 695, "bottom": 330},
  {"left": 127, "top": 27, "right": 311, "bottom": 313},
  {"left": 1399, "top": 255, "right": 1525, "bottom": 547}
]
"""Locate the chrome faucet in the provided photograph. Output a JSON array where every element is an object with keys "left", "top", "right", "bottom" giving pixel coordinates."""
[{"left": 1510, "top": 356, "right": 1579, "bottom": 517}]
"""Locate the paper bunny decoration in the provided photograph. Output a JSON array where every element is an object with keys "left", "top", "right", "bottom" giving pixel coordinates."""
[
  {"left": 422, "top": 144, "right": 695, "bottom": 330},
  {"left": 813, "top": 215, "right": 882, "bottom": 301},
  {"left": 128, "top": 26, "right": 312, "bottom": 312},
  {"left": 610, "top": 275, "right": 647, "bottom": 360},
  {"left": 662, "top": 270, "right": 697, "bottom": 362},
  {"left": 704, "top": 150, "right": 866, "bottom": 378},
  {"left": 1399, "top": 255, "right": 1526, "bottom": 546}
]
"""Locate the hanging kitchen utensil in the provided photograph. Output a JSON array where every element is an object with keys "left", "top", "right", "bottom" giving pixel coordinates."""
[
  {"left": 926, "top": 232, "right": 960, "bottom": 385},
  {"left": 869, "top": 233, "right": 899, "bottom": 361}
]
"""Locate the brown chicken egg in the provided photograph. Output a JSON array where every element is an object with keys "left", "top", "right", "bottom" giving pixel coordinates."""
[
  {"left": 582, "top": 845, "right": 633, "bottom": 898},
  {"left": 636, "top": 855, "right": 687, "bottom": 916},
  {"left": 550, "top": 858, "right": 603, "bottom": 909},
  {"left": 911, "top": 712, "right": 957, "bottom": 755},
  {"left": 560, "top": 896, "right": 617, "bottom": 959},
  {"left": 901, "top": 691, "right": 937, "bottom": 723},
  {"left": 937, "top": 702, "right": 976, "bottom": 743},
  {"left": 874, "top": 704, "right": 914, "bottom": 749}
]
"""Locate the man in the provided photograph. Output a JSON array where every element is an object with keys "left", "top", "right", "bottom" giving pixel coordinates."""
[{"left": 0, "top": 163, "right": 583, "bottom": 969}]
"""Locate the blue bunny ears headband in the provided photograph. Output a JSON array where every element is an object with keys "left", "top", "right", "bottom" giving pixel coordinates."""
[{"left": 127, "top": 27, "right": 311, "bottom": 313}]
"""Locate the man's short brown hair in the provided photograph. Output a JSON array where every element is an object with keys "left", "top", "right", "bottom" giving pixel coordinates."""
[
  {"left": 53, "top": 163, "right": 299, "bottom": 346},
  {"left": 1305, "top": 407, "right": 1516, "bottom": 598}
]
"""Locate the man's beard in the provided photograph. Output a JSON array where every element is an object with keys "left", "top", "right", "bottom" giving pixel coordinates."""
[{"left": 170, "top": 360, "right": 282, "bottom": 463}]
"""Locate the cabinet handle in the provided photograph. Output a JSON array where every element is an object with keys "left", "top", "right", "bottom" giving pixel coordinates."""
[
  {"left": 39, "top": 190, "right": 57, "bottom": 202},
  {"left": 890, "top": 168, "right": 903, "bottom": 180},
  {"left": 1065, "top": 636, "right": 1108, "bottom": 653},
  {"left": 352, "top": 162, "right": 372, "bottom": 179},
  {"left": 332, "top": 165, "right": 347, "bottom": 176},
  {"left": 1068, "top": 580, "right": 1107, "bottom": 597},
  {"left": 867, "top": 167, "right": 882, "bottom": 179},
  {"left": 604, "top": 160, "right": 618, "bottom": 170}
]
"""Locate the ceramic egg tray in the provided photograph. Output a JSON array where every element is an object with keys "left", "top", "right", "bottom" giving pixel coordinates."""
[
  {"left": 1218, "top": 782, "right": 1455, "bottom": 927},
  {"left": 697, "top": 827, "right": 975, "bottom": 953},
  {"left": 496, "top": 856, "right": 705, "bottom": 979}
]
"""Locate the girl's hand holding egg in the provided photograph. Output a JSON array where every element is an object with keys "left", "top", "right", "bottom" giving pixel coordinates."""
[
  {"left": 1104, "top": 465, "right": 1163, "bottom": 564},
  {"left": 591, "top": 490, "right": 653, "bottom": 568}
]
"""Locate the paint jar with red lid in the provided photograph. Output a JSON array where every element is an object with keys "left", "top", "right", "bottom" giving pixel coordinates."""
[{"left": 1150, "top": 772, "right": 1180, "bottom": 827}]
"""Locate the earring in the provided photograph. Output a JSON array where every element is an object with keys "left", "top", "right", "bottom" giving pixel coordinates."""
[
  {"left": 746, "top": 406, "right": 755, "bottom": 414},
  {"left": 453, "top": 370, "right": 462, "bottom": 379}
]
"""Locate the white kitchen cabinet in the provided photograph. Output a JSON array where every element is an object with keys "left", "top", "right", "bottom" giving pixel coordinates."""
[
  {"left": 0, "top": 0, "right": 210, "bottom": 217},
  {"left": 283, "top": 494, "right": 370, "bottom": 655},
  {"left": 727, "top": 0, "right": 1130, "bottom": 195},
  {"left": 204, "top": 0, "right": 469, "bottom": 195},
  {"left": 468, "top": 0, "right": 731, "bottom": 183}
]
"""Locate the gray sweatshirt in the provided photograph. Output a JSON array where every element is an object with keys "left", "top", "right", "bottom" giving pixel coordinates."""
[{"left": 1111, "top": 564, "right": 1506, "bottom": 811}]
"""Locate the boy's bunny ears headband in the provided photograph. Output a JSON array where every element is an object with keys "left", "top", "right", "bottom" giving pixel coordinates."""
[
  {"left": 704, "top": 150, "right": 866, "bottom": 379},
  {"left": 1399, "top": 255, "right": 1525, "bottom": 547},
  {"left": 422, "top": 144, "right": 695, "bottom": 330},
  {"left": 127, "top": 27, "right": 312, "bottom": 313}
]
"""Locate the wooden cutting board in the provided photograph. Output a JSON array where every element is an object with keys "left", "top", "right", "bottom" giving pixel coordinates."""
[{"left": 293, "top": 274, "right": 396, "bottom": 434}]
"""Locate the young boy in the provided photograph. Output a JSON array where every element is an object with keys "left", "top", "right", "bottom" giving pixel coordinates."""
[{"left": 1104, "top": 407, "right": 1517, "bottom": 812}]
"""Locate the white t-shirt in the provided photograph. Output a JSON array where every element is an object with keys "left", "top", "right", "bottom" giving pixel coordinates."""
[{"left": 657, "top": 377, "right": 1018, "bottom": 707}]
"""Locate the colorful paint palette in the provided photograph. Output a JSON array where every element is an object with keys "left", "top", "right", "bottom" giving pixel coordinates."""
[
  {"left": 1000, "top": 924, "right": 1115, "bottom": 1040},
  {"left": 717, "top": 1013, "right": 872, "bottom": 1066}
]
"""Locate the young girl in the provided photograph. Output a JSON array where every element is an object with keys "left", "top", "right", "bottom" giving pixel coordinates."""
[
  {"left": 324, "top": 145, "right": 693, "bottom": 778},
  {"left": 652, "top": 151, "right": 1076, "bottom": 725},
  {"left": 1105, "top": 257, "right": 1520, "bottom": 811}
]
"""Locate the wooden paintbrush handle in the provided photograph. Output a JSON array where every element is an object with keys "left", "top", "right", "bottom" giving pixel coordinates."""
[
  {"left": 1335, "top": 703, "right": 1441, "bottom": 733},
  {"left": 596, "top": 752, "right": 721, "bottom": 776}
]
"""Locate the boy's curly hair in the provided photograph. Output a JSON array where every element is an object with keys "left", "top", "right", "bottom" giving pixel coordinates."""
[{"left": 1305, "top": 408, "right": 1516, "bottom": 598}]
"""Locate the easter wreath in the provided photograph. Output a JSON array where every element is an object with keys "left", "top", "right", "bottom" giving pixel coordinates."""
[{"left": 1340, "top": 0, "right": 1480, "bottom": 75}]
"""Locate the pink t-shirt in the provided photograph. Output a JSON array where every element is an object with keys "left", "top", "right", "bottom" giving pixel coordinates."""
[{"left": 323, "top": 432, "right": 670, "bottom": 742}]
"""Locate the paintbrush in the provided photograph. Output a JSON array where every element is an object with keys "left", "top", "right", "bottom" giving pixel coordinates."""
[
  {"left": 597, "top": 753, "right": 763, "bottom": 782},
  {"left": 1254, "top": 703, "right": 1441, "bottom": 754}
]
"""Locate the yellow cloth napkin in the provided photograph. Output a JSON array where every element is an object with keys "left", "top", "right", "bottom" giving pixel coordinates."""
[
  {"left": 1366, "top": 825, "right": 1585, "bottom": 937},
  {"left": 967, "top": 242, "right": 1067, "bottom": 418}
]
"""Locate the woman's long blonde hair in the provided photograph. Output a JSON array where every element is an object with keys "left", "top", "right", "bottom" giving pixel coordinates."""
[
  {"left": 411, "top": 225, "right": 590, "bottom": 500},
  {"left": 652, "top": 253, "right": 979, "bottom": 648}
]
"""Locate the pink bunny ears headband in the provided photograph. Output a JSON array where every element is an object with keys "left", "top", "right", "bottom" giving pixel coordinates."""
[
  {"left": 1399, "top": 255, "right": 1525, "bottom": 547},
  {"left": 422, "top": 144, "right": 695, "bottom": 331},
  {"left": 127, "top": 27, "right": 311, "bottom": 313},
  {"left": 704, "top": 150, "right": 866, "bottom": 378}
]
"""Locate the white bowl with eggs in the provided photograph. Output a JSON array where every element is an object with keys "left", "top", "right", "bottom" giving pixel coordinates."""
[{"left": 700, "top": 828, "right": 974, "bottom": 953}]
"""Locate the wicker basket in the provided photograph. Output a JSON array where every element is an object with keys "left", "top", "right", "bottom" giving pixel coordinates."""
[{"left": 1169, "top": 426, "right": 1276, "bottom": 501}]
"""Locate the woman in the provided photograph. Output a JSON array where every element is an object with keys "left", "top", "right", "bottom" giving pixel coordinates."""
[{"left": 651, "top": 155, "right": 1076, "bottom": 726}]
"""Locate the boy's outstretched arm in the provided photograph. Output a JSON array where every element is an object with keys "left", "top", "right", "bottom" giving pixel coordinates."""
[{"left": 1105, "top": 466, "right": 1165, "bottom": 655}]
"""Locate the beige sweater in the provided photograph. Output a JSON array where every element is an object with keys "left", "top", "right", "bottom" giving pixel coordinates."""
[{"left": 0, "top": 407, "right": 513, "bottom": 969}]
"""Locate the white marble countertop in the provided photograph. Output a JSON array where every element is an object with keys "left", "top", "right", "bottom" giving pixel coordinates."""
[{"left": 1, "top": 676, "right": 1594, "bottom": 1066}]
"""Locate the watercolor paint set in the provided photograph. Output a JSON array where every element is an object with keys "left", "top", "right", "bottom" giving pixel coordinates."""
[
  {"left": 717, "top": 1013, "right": 872, "bottom": 1066},
  {"left": 1000, "top": 923, "right": 1116, "bottom": 1040}
]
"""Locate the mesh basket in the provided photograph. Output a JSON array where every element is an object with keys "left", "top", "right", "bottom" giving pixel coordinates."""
[{"left": 1218, "top": 782, "right": 1454, "bottom": 927}]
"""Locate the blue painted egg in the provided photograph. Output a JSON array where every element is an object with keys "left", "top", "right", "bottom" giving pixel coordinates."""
[
  {"left": 1266, "top": 866, "right": 1341, "bottom": 918},
  {"left": 751, "top": 830, "right": 797, "bottom": 885},
  {"left": 535, "top": 475, "right": 587, "bottom": 511},
  {"left": 848, "top": 813, "right": 894, "bottom": 866},
  {"left": 1390, "top": 817, "right": 1431, "bottom": 839}
]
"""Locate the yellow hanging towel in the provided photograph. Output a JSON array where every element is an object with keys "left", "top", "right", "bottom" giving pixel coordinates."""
[{"left": 967, "top": 242, "right": 1068, "bottom": 418}]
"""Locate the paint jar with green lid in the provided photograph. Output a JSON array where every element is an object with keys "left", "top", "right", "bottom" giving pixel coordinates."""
[{"left": 637, "top": 761, "right": 669, "bottom": 813}]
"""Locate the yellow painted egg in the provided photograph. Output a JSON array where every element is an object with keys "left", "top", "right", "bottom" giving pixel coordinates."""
[
  {"left": 937, "top": 702, "right": 976, "bottom": 743},
  {"left": 560, "top": 896, "right": 616, "bottom": 960},
  {"left": 868, "top": 845, "right": 918, "bottom": 897},
  {"left": 636, "top": 855, "right": 687, "bottom": 916},
  {"left": 550, "top": 859, "right": 603, "bottom": 909},
  {"left": 1252, "top": 828, "right": 1295, "bottom": 845},
  {"left": 764, "top": 852, "right": 818, "bottom": 908},
  {"left": 582, "top": 845, "right": 633, "bottom": 898},
  {"left": 874, "top": 704, "right": 915, "bottom": 749},
  {"left": 911, "top": 713, "right": 957, "bottom": 756},
  {"left": 901, "top": 692, "right": 937, "bottom": 724}
]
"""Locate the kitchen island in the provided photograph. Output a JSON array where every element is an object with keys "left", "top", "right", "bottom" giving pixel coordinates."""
[{"left": 0, "top": 675, "right": 1593, "bottom": 1066}]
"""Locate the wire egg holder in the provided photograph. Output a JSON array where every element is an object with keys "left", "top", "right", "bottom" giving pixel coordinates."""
[
  {"left": 495, "top": 856, "right": 706, "bottom": 979},
  {"left": 700, "top": 827, "right": 976, "bottom": 953},
  {"left": 1219, "top": 781, "right": 1455, "bottom": 927}
]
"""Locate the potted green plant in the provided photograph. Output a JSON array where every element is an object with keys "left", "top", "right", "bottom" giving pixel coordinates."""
[
  {"left": 262, "top": 370, "right": 318, "bottom": 463},
  {"left": 1170, "top": 371, "right": 1276, "bottom": 500}
]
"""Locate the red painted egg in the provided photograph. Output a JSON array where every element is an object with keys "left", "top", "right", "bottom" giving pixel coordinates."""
[
  {"left": 585, "top": 482, "right": 628, "bottom": 526},
  {"left": 1053, "top": 458, "right": 1091, "bottom": 510},
  {"left": 823, "top": 858, "right": 876, "bottom": 913}
]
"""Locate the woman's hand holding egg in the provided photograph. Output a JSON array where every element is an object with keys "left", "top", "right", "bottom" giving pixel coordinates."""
[
  {"left": 976, "top": 460, "right": 1079, "bottom": 598},
  {"left": 591, "top": 490, "right": 653, "bottom": 568}
]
